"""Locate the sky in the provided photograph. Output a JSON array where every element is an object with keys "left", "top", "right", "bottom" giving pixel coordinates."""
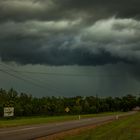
[{"left": 0, "top": 0, "right": 140, "bottom": 97}]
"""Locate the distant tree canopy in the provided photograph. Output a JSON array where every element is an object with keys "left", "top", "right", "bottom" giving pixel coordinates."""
[{"left": 0, "top": 88, "right": 140, "bottom": 117}]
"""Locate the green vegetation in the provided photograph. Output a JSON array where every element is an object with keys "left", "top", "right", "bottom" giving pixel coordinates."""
[
  {"left": 0, "top": 88, "right": 140, "bottom": 117},
  {"left": 0, "top": 112, "right": 122, "bottom": 128},
  {"left": 0, "top": 115, "right": 77, "bottom": 128},
  {"left": 63, "top": 112, "right": 140, "bottom": 140}
]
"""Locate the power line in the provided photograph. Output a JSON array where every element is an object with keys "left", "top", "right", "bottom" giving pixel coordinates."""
[
  {"left": 0, "top": 69, "right": 47, "bottom": 89},
  {"left": 0, "top": 62, "right": 127, "bottom": 77},
  {"left": 0, "top": 68, "right": 124, "bottom": 77},
  {"left": 0, "top": 63, "right": 68, "bottom": 95},
  {"left": 0, "top": 68, "right": 64, "bottom": 94}
]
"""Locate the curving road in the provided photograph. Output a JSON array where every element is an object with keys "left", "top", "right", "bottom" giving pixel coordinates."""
[{"left": 0, "top": 111, "right": 137, "bottom": 140}]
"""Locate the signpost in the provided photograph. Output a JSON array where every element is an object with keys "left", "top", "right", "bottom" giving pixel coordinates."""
[
  {"left": 4, "top": 107, "right": 14, "bottom": 117},
  {"left": 65, "top": 107, "right": 70, "bottom": 113}
]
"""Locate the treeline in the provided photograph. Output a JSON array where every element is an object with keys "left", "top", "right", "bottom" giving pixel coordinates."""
[{"left": 0, "top": 88, "right": 140, "bottom": 117}]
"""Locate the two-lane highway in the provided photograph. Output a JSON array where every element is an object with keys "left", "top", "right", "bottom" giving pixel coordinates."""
[{"left": 0, "top": 111, "right": 137, "bottom": 140}]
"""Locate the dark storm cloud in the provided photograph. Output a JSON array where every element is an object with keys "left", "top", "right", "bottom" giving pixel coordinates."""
[
  {"left": 0, "top": 0, "right": 140, "bottom": 22},
  {"left": 0, "top": 0, "right": 140, "bottom": 66},
  {"left": 55, "top": 0, "right": 140, "bottom": 19},
  {"left": 0, "top": 17, "right": 140, "bottom": 65},
  {"left": 0, "top": 43, "right": 126, "bottom": 65}
]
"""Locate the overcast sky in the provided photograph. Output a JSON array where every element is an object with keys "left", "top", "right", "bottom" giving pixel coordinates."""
[{"left": 0, "top": 0, "right": 140, "bottom": 97}]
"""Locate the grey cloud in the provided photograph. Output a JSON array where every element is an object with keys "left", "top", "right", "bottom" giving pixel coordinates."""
[
  {"left": 0, "top": 0, "right": 140, "bottom": 66},
  {"left": 82, "top": 18, "right": 140, "bottom": 62},
  {"left": 0, "top": 0, "right": 58, "bottom": 22},
  {"left": 0, "top": 17, "right": 140, "bottom": 65},
  {"left": 0, "top": 0, "right": 140, "bottom": 23}
]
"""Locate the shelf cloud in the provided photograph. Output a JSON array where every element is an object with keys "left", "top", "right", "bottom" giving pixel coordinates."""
[{"left": 0, "top": 0, "right": 140, "bottom": 66}]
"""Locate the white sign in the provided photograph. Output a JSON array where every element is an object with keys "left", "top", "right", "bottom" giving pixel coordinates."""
[{"left": 4, "top": 107, "right": 14, "bottom": 117}]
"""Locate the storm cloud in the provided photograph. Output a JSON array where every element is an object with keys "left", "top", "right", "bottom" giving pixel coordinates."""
[
  {"left": 0, "top": 0, "right": 140, "bottom": 66},
  {"left": 1, "top": 0, "right": 140, "bottom": 97},
  {"left": 0, "top": 0, "right": 140, "bottom": 22}
]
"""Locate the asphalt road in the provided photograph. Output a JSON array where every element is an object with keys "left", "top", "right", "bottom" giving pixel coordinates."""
[{"left": 0, "top": 111, "right": 137, "bottom": 140}]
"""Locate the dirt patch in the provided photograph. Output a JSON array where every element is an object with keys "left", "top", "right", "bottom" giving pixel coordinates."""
[{"left": 35, "top": 120, "right": 113, "bottom": 140}]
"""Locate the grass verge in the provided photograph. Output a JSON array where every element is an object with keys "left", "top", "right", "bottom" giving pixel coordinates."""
[
  {"left": 0, "top": 112, "right": 122, "bottom": 128},
  {"left": 62, "top": 112, "right": 140, "bottom": 140}
]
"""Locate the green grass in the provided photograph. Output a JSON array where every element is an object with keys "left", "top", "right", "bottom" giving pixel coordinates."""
[
  {"left": 0, "top": 112, "right": 123, "bottom": 128},
  {"left": 81, "top": 112, "right": 123, "bottom": 118},
  {"left": 63, "top": 112, "right": 140, "bottom": 140}
]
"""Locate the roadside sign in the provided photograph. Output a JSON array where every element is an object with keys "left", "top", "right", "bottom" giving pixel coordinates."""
[
  {"left": 4, "top": 107, "right": 14, "bottom": 117},
  {"left": 65, "top": 107, "right": 70, "bottom": 113}
]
